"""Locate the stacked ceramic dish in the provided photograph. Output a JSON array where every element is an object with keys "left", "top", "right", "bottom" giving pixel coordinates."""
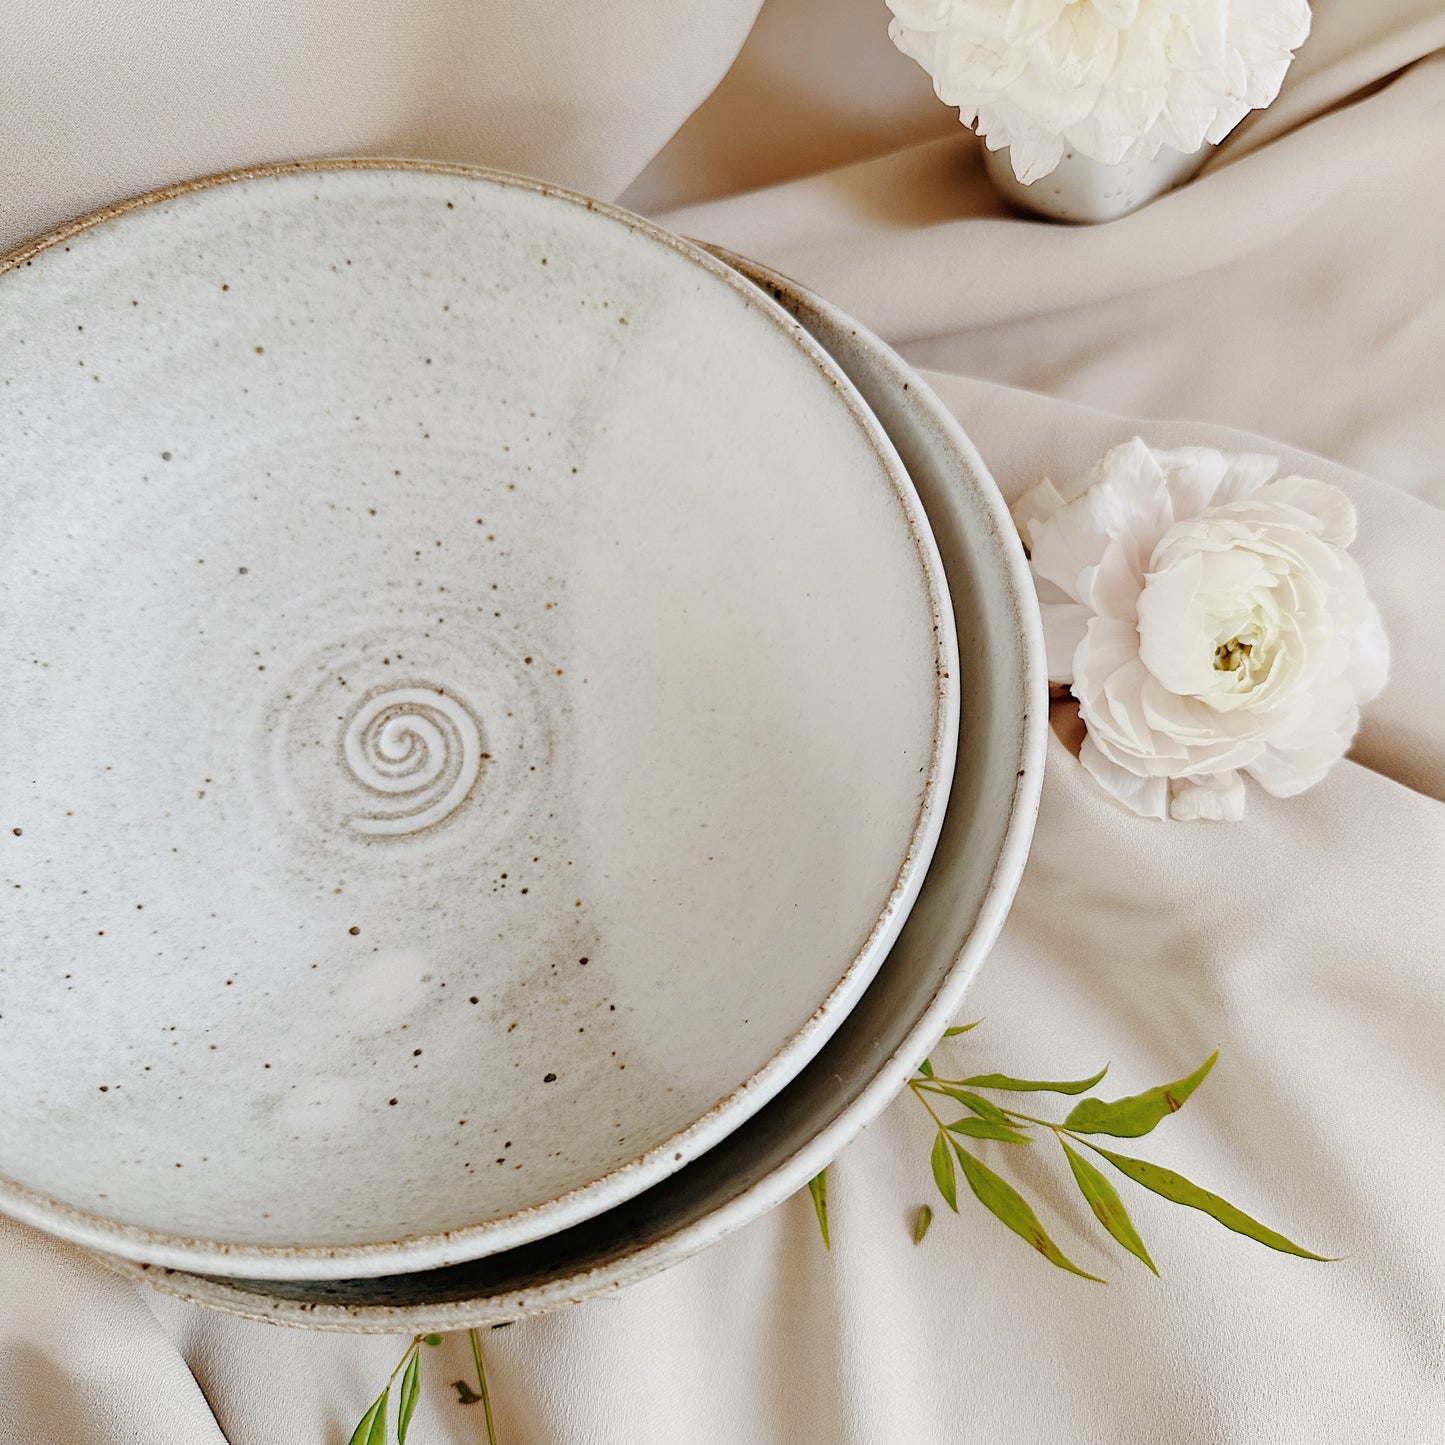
[{"left": 0, "top": 162, "right": 1044, "bottom": 1330}]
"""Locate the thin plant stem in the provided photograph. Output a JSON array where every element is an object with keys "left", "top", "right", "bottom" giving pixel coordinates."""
[
  {"left": 469, "top": 1328, "right": 499, "bottom": 1445},
  {"left": 915, "top": 1083, "right": 1085, "bottom": 1144},
  {"left": 995, "top": 1106, "right": 1091, "bottom": 1145},
  {"left": 908, "top": 1084, "right": 951, "bottom": 1134},
  {"left": 996, "top": 1107, "right": 1064, "bottom": 1131},
  {"left": 386, "top": 1340, "right": 419, "bottom": 1390}
]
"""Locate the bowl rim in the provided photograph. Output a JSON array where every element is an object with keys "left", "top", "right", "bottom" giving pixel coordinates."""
[
  {"left": 90, "top": 252, "right": 1048, "bottom": 1330},
  {"left": 0, "top": 160, "right": 960, "bottom": 1278}
]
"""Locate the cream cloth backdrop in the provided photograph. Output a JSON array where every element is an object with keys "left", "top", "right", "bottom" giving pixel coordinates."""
[{"left": 4, "top": 2, "right": 1444, "bottom": 1441}]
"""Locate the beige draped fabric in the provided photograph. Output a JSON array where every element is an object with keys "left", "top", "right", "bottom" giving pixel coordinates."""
[{"left": 4, "top": 2, "right": 1443, "bottom": 1440}]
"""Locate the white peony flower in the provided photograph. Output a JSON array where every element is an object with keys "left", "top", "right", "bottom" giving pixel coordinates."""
[
  {"left": 886, "top": 0, "right": 1312, "bottom": 183},
  {"left": 1012, "top": 438, "right": 1388, "bottom": 821}
]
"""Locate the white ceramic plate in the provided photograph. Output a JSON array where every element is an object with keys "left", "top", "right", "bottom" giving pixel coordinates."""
[
  {"left": 0, "top": 164, "right": 957, "bottom": 1278},
  {"left": 93, "top": 251, "right": 1047, "bottom": 1330}
]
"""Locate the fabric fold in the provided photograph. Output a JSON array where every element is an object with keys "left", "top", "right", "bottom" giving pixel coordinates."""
[{"left": 2, "top": 1, "right": 1443, "bottom": 1442}]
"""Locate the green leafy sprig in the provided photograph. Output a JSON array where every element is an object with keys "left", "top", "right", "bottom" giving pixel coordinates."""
[
  {"left": 809, "top": 1024, "right": 1327, "bottom": 1278},
  {"left": 348, "top": 1333, "right": 441, "bottom": 1445},
  {"left": 348, "top": 1327, "right": 503, "bottom": 1445},
  {"left": 345, "top": 1030, "right": 1327, "bottom": 1442}
]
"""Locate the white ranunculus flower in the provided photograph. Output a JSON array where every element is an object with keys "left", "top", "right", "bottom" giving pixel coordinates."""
[
  {"left": 1012, "top": 438, "right": 1388, "bottom": 821},
  {"left": 886, "top": 0, "right": 1312, "bottom": 183}
]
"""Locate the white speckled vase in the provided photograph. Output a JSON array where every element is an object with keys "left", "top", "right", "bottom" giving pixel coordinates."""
[{"left": 983, "top": 141, "right": 1210, "bottom": 223}]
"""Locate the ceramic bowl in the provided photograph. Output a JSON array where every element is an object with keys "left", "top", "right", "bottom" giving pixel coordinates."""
[
  {"left": 0, "top": 163, "right": 957, "bottom": 1278},
  {"left": 95, "top": 251, "right": 1047, "bottom": 1329}
]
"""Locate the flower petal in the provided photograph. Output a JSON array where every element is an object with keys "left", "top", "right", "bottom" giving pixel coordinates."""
[
  {"left": 948, "top": 0, "right": 1015, "bottom": 43},
  {"left": 1004, "top": 0, "right": 1069, "bottom": 46},
  {"left": 1031, "top": 3, "right": 1120, "bottom": 90},
  {"left": 1349, "top": 600, "right": 1391, "bottom": 704},
  {"left": 1080, "top": 536, "right": 1147, "bottom": 623},
  {"left": 1244, "top": 681, "right": 1356, "bottom": 797},
  {"left": 1251, "top": 475, "right": 1357, "bottom": 547},
  {"left": 977, "top": 103, "right": 1066, "bottom": 182},
  {"left": 1169, "top": 771, "right": 1246, "bottom": 821},
  {"left": 1027, "top": 495, "right": 1113, "bottom": 606},
  {"left": 1041, "top": 601, "right": 1090, "bottom": 682},
  {"left": 1150, "top": 445, "right": 1275, "bottom": 520},
  {"left": 885, "top": 0, "right": 955, "bottom": 29},
  {"left": 1090, "top": 0, "right": 1140, "bottom": 28},
  {"left": 1136, "top": 546, "right": 1212, "bottom": 694},
  {"left": 935, "top": 28, "right": 1030, "bottom": 95},
  {"left": 1245, "top": 745, "right": 1340, "bottom": 799},
  {"left": 1209, "top": 449, "right": 1280, "bottom": 506},
  {"left": 1006, "top": 63, "right": 1101, "bottom": 133},
  {"left": 1080, "top": 736, "right": 1169, "bottom": 820},
  {"left": 888, "top": 20, "right": 943, "bottom": 74},
  {"left": 1091, "top": 437, "right": 1172, "bottom": 523},
  {"left": 1011, "top": 476, "right": 1069, "bottom": 549}
]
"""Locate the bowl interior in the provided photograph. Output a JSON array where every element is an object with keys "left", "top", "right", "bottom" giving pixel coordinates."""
[
  {"left": 0, "top": 166, "right": 955, "bottom": 1273},
  {"left": 100, "top": 252, "right": 1046, "bottom": 1328}
]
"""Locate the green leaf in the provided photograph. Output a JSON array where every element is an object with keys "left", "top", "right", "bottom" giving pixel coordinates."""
[
  {"left": 1060, "top": 1138, "right": 1157, "bottom": 1276},
  {"left": 1085, "top": 1142, "right": 1329, "bottom": 1260},
  {"left": 922, "top": 1086, "right": 1011, "bottom": 1125},
  {"left": 348, "top": 1388, "right": 389, "bottom": 1445},
  {"left": 452, "top": 1379, "right": 482, "bottom": 1405},
  {"left": 952, "top": 1141, "right": 1103, "bottom": 1281},
  {"left": 807, "top": 1169, "right": 831, "bottom": 1250},
  {"left": 917, "top": 1058, "right": 935, "bottom": 1078},
  {"left": 946, "top": 1116, "right": 1031, "bottom": 1144},
  {"left": 422, "top": 1334, "right": 443, "bottom": 1347},
  {"left": 397, "top": 1350, "right": 421, "bottom": 1444},
  {"left": 913, "top": 1204, "right": 933, "bottom": 1245},
  {"left": 1064, "top": 1051, "right": 1219, "bottom": 1138},
  {"left": 930, "top": 1132, "right": 958, "bottom": 1211},
  {"left": 943, "top": 1022, "right": 980, "bottom": 1038},
  {"left": 959, "top": 1065, "right": 1107, "bottom": 1095}
]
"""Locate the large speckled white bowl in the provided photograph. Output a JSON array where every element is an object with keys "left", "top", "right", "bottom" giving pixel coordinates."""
[
  {"left": 0, "top": 163, "right": 958, "bottom": 1279},
  {"left": 95, "top": 251, "right": 1046, "bottom": 1331}
]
